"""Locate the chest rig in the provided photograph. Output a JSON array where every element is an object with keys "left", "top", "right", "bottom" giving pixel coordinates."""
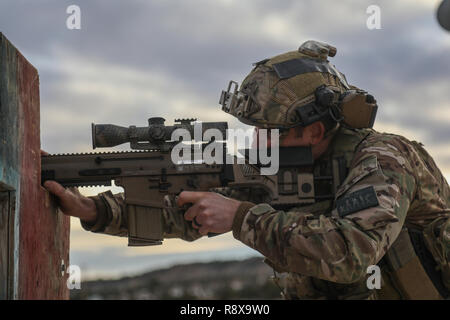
[{"left": 230, "top": 126, "right": 371, "bottom": 215}]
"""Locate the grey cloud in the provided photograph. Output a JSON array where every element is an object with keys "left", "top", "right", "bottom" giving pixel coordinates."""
[
  {"left": 1, "top": 0, "right": 447, "bottom": 148},
  {"left": 6, "top": 1, "right": 449, "bottom": 146}
]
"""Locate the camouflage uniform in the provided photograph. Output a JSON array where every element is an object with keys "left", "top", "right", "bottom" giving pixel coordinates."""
[{"left": 81, "top": 126, "right": 450, "bottom": 299}]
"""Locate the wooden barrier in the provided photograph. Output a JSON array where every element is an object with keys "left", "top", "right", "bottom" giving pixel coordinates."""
[{"left": 0, "top": 32, "right": 70, "bottom": 299}]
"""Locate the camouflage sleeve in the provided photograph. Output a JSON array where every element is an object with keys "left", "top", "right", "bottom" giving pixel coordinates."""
[
  {"left": 80, "top": 191, "right": 128, "bottom": 237},
  {"left": 232, "top": 136, "right": 418, "bottom": 284}
]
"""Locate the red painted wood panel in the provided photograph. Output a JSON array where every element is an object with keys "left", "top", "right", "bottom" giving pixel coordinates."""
[
  {"left": 17, "top": 47, "right": 70, "bottom": 300},
  {"left": 0, "top": 32, "right": 70, "bottom": 299}
]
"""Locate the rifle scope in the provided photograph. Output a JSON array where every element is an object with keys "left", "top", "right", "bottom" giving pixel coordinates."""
[{"left": 91, "top": 117, "right": 228, "bottom": 151}]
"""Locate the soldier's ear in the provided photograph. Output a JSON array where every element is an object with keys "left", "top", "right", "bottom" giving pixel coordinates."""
[{"left": 306, "top": 121, "right": 325, "bottom": 145}]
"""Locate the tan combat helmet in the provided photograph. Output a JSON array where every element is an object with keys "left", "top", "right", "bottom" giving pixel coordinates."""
[{"left": 220, "top": 40, "right": 378, "bottom": 130}]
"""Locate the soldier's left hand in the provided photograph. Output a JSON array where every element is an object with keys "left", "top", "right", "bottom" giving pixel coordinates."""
[{"left": 177, "top": 191, "right": 241, "bottom": 236}]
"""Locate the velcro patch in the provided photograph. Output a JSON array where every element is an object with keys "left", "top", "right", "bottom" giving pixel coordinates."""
[
  {"left": 249, "top": 203, "right": 274, "bottom": 216},
  {"left": 336, "top": 186, "right": 379, "bottom": 217},
  {"left": 272, "top": 58, "right": 349, "bottom": 89}
]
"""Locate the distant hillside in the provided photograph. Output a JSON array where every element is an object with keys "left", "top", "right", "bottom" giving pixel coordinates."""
[{"left": 70, "top": 257, "right": 282, "bottom": 300}]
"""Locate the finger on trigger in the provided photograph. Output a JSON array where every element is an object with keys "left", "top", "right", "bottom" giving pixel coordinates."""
[{"left": 184, "top": 205, "right": 198, "bottom": 221}]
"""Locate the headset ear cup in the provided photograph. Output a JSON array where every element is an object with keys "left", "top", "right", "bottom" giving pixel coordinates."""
[{"left": 340, "top": 90, "right": 378, "bottom": 128}]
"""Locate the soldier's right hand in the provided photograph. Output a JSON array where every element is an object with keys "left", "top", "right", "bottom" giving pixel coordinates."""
[{"left": 43, "top": 180, "right": 98, "bottom": 223}]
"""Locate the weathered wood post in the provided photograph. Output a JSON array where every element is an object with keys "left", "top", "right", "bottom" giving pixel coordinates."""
[{"left": 0, "top": 32, "right": 70, "bottom": 299}]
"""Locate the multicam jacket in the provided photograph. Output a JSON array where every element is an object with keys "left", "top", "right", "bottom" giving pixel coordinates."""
[{"left": 81, "top": 127, "right": 450, "bottom": 299}]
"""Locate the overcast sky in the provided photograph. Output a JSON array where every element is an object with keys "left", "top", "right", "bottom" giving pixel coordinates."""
[{"left": 1, "top": 0, "right": 449, "bottom": 279}]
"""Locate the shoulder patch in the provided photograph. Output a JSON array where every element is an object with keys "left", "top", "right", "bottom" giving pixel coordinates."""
[{"left": 336, "top": 186, "right": 379, "bottom": 217}]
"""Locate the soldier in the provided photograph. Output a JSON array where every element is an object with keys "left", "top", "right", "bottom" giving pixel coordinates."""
[{"left": 44, "top": 40, "right": 450, "bottom": 300}]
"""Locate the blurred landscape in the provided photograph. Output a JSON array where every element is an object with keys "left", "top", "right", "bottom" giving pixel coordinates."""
[{"left": 70, "top": 257, "right": 281, "bottom": 300}]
